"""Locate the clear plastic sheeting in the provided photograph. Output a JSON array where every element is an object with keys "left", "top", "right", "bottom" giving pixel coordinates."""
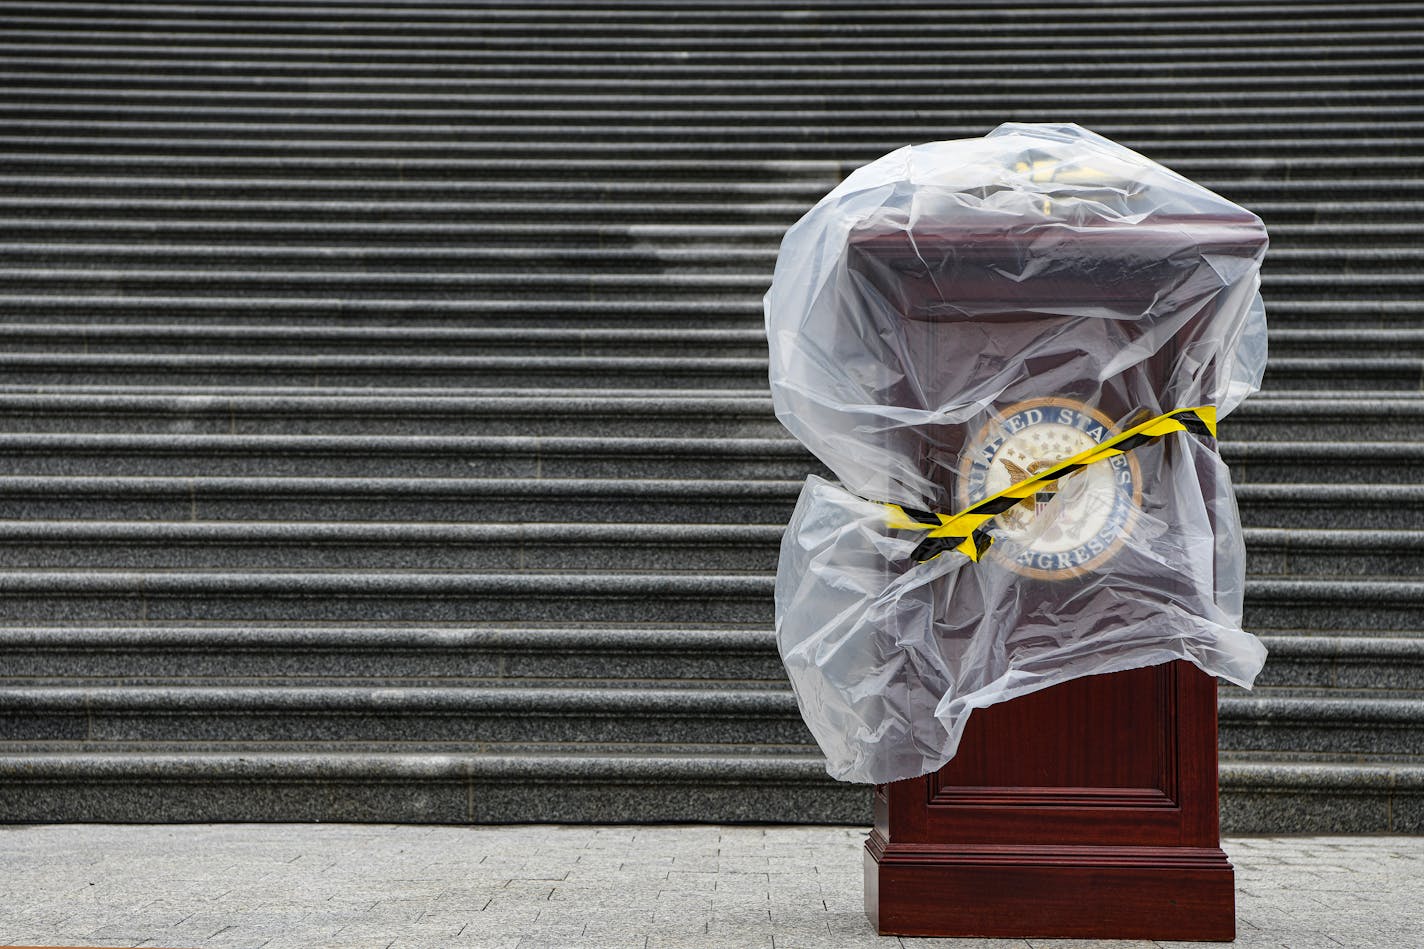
[{"left": 764, "top": 123, "right": 1269, "bottom": 785}]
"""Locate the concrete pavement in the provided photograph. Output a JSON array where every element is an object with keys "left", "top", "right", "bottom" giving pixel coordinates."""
[{"left": 1, "top": 825, "right": 1418, "bottom": 949}]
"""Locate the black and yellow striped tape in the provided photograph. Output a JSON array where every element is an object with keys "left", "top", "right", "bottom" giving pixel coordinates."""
[{"left": 882, "top": 405, "right": 1218, "bottom": 564}]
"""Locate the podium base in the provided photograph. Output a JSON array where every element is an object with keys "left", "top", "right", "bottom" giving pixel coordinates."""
[
  {"left": 865, "top": 834, "right": 1235, "bottom": 940},
  {"left": 861, "top": 662, "right": 1235, "bottom": 941}
]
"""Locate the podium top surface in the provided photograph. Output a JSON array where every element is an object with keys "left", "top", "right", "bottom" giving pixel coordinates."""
[{"left": 845, "top": 210, "right": 1268, "bottom": 317}]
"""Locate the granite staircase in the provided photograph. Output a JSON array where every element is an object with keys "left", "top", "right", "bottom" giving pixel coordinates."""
[{"left": 0, "top": 0, "right": 1421, "bottom": 830}]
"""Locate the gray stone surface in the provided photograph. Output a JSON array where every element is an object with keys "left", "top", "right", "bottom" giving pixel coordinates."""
[
  {"left": 1242, "top": 529, "right": 1424, "bottom": 579},
  {"left": 0, "top": 625, "right": 787, "bottom": 684},
  {"left": 1, "top": 825, "right": 1419, "bottom": 949},
  {"left": 0, "top": 753, "right": 873, "bottom": 825},
  {"left": 1220, "top": 694, "right": 1424, "bottom": 756},
  {"left": 5, "top": 572, "right": 1421, "bottom": 628},
  {"left": 6, "top": 390, "right": 1422, "bottom": 442},
  {"left": 1, "top": 752, "right": 1421, "bottom": 831},
  {"left": 2, "top": 0, "right": 1423, "bottom": 836},
  {"left": 0, "top": 521, "right": 784, "bottom": 573},
  {"left": 1221, "top": 441, "right": 1424, "bottom": 485},
  {"left": 1242, "top": 579, "right": 1424, "bottom": 632},
  {"left": 1262, "top": 359, "right": 1423, "bottom": 391},
  {"left": 0, "top": 324, "right": 773, "bottom": 357},
  {"left": 1250, "top": 637, "right": 1424, "bottom": 691},
  {"left": 1218, "top": 762, "right": 1424, "bottom": 835},
  {"left": 3, "top": 477, "right": 1415, "bottom": 532},
  {"left": 0, "top": 354, "right": 775, "bottom": 391},
  {"left": 0, "top": 685, "right": 808, "bottom": 746},
  {"left": 0, "top": 475, "right": 804, "bottom": 525},
  {"left": 2, "top": 520, "right": 1421, "bottom": 577},
  {"left": 1235, "top": 484, "right": 1424, "bottom": 530},
  {"left": 1226, "top": 395, "right": 1424, "bottom": 441},
  {"left": 0, "top": 572, "right": 777, "bottom": 625},
  {"left": 0, "top": 433, "right": 826, "bottom": 481}
]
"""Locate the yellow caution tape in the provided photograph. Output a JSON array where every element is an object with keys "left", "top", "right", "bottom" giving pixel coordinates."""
[{"left": 883, "top": 405, "right": 1218, "bottom": 563}]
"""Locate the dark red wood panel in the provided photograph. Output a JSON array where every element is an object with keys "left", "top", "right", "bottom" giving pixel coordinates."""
[
  {"left": 866, "top": 661, "right": 1234, "bottom": 940},
  {"left": 866, "top": 843, "right": 1235, "bottom": 940},
  {"left": 937, "top": 664, "right": 1166, "bottom": 790}
]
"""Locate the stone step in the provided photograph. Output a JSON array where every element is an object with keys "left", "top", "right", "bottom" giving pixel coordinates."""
[
  {"left": 0, "top": 196, "right": 1414, "bottom": 233},
  {"left": 0, "top": 298, "right": 1414, "bottom": 332},
  {"left": 0, "top": 684, "right": 813, "bottom": 748},
  {"left": 3, "top": 149, "right": 1420, "bottom": 190},
  {"left": 0, "top": 327, "right": 1391, "bottom": 365},
  {"left": 1261, "top": 358, "right": 1424, "bottom": 390},
  {"left": 2, "top": 9, "right": 1411, "bottom": 34},
  {"left": 0, "top": 244, "right": 785, "bottom": 277},
  {"left": 1221, "top": 441, "right": 1424, "bottom": 484},
  {"left": 0, "top": 667, "right": 1416, "bottom": 740},
  {"left": 6, "top": 23, "right": 1419, "bottom": 49},
  {"left": 2, "top": 172, "right": 1422, "bottom": 207},
  {"left": 0, "top": 292, "right": 1411, "bottom": 334},
  {"left": 0, "top": 6, "right": 1411, "bottom": 33},
  {"left": 0, "top": 571, "right": 1413, "bottom": 629},
  {"left": 920, "top": 521, "right": 1374, "bottom": 580},
  {"left": 0, "top": 748, "right": 1415, "bottom": 830},
  {"left": 0, "top": 520, "right": 1412, "bottom": 579},
  {"left": 0, "top": 570, "right": 775, "bottom": 625},
  {"left": 1244, "top": 579, "right": 1424, "bottom": 632},
  {"left": 1223, "top": 395, "right": 1424, "bottom": 441},
  {"left": 0, "top": 475, "right": 803, "bottom": 524},
  {"left": 0, "top": 253, "right": 1414, "bottom": 301},
  {"left": 0, "top": 679, "right": 1415, "bottom": 760},
  {"left": 1, "top": 105, "right": 1417, "bottom": 132},
  {"left": 1265, "top": 327, "right": 1424, "bottom": 359},
  {"left": 9, "top": 8, "right": 1419, "bottom": 35},
  {"left": 1237, "top": 483, "right": 1424, "bottom": 530},
  {"left": 0, "top": 387, "right": 1408, "bottom": 439},
  {"left": 0, "top": 625, "right": 789, "bottom": 686},
  {"left": 0, "top": 49, "right": 1409, "bottom": 77},
  {"left": 3, "top": 245, "right": 1416, "bottom": 278},
  {"left": 0, "top": 219, "right": 1406, "bottom": 255},
  {"left": 0, "top": 144, "right": 1377, "bottom": 183},
  {"left": 1220, "top": 692, "right": 1424, "bottom": 758},
  {"left": 0, "top": 218, "right": 793, "bottom": 247},
  {"left": 0, "top": 390, "right": 785, "bottom": 438},
  {"left": 0, "top": 324, "right": 775, "bottom": 358},
  {"left": 0, "top": 351, "right": 1415, "bottom": 390},
  {"left": 0, "top": 139, "right": 1419, "bottom": 176},
  {"left": 1218, "top": 301, "right": 1424, "bottom": 328},
  {"left": 0, "top": 128, "right": 1411, "bottom": 162},
  {"left": 8, "top": 0, "right": 1396, "bottom": 13},
  {"left": 0, "top": 474, "right": 1414, "bottom": 530},
  {"left": 4, "top": 41, "right": 1417, "bottom": 67},
  {"left": 0, "top": 295, "right": 769, "bottom": 329},
  {"left": 1254, "top": 636, "right": 1424, "bottom": 689},
  {"left": 0, "top": 749, "right": 856, "bottom": 824},
  {"left": 7, "top": 86, "right": 1421, "bottom": 113},
  {"left": 1217, "top": 758, "right": 1424, "bottom": 833},
  {"left": 5, "top": 106, "right": 1418, "bottom": 145},
  {"left": 0, "top": 432, "right": 824, "bottom": 479},
  {"left": 0, "top": 352, "right": 777, "bottom": 389},
  {"left": 0, "top": 432, "right": 1412, "bottom": 482},
  {"left": 0, "top": 520, "right": 787, "bottom": 573},
  {"left": 0, "top": 626, "right": 1414, "bottom": 692}
]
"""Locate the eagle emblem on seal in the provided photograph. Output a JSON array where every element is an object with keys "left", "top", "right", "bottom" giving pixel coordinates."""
[{"left": 958, "top": 397, "right": 1142, "bottom": 581}]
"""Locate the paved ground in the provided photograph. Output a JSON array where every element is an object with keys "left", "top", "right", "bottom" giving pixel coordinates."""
[{"left": 0, "top": 825, "right": 1418, "bottom": 949}]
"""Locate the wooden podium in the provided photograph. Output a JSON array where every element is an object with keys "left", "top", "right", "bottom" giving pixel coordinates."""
[
  {"left": 865, "top": 660, "right": 1234, "bottom": 941},
  {"left": 845, "top": 200, "right": 1261, "bottom": 940}
]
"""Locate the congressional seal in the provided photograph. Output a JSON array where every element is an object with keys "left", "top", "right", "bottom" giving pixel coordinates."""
[{"left": 958, "top": 397, "right": 1142, "bottom": 581}]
